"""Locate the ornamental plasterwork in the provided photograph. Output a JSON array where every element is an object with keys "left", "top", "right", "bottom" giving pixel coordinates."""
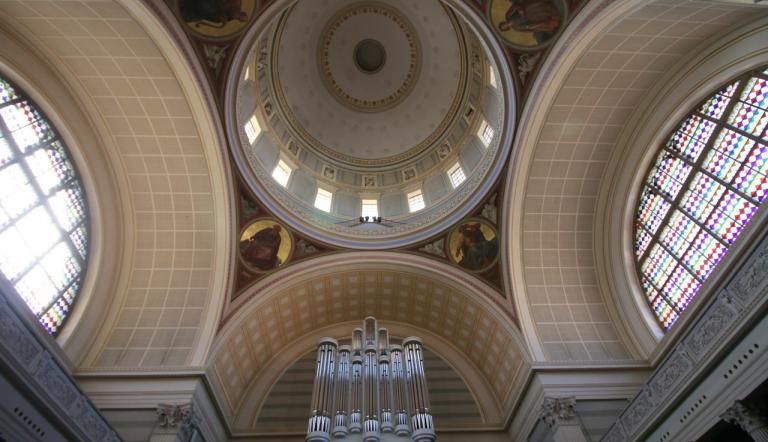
[
  {"left": 539, "top": 396, "right": 577, "bottom": 428},
  {"left": 0, "top": 297, "right": 119, "bottom": 441},
  {"left": 268, "top": 6, "right": 471, "bottom": 168},
  {"left": 240, "top": 106, "right": 501, "bottom": 239},
  {"left": 683, "top": 299, "right": 737, "bottom": 360},
  {"left": 318, "top": 3, "right": 421, "bottom": 113},
  {"left": 720, "top": 400, "right": 768, "bottom": 434},
  {"left": 604, "top": 235, "right": 768, "bottom": 440},
  {"left": 418, "top": 238, "right": 447, "bottom": 258}
]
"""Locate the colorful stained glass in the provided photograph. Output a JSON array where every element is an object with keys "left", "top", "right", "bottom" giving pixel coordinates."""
[
  {"left": 635, "top": 227, "right": 653, "bottom": 259},
  {"left": 637, "top": 187, "right": 671, "bottom": 234},
  {"left": 641, "top": 244, "right": 676, "bottom": 288},
  {"left": 662, "top": 265, "right": 700, "bottom": 310},
  {"left": 0, "top": 101, "right": 54, "bottom": 152},
  {"left": 666, "top": 132, "right": 707, "bottom": 161},
  {"left": 651, "top": 294, "right": 679, "bottom": 330},
  {"left": 635, "top": 70, "right": 768, "bottom": 332},
  {"left": 0, "top": 78, "right": 18, "bottom": 104},
  {"left": 647, "top": 152, "right": 692, "bottom": 199},
  {"left": 69, "top": 225, "right": 88, "bottom": 259},
  {"left": 707, "top": 191, "right": 757, "bottom": 244},
  {"left": 0, "top": 75, "right": 89, "bottom": 335},
  {"left": 728, "top": 102, "right": 768, "bottom": 136},
  {"left": 741, "top": 77, "right": 768, "bottom": 110},
  {"left": 704, "top": 129, "right": 753, "bottom": 183},
  {"left": 659, "top": 210, "right": 699, "bottom": 258},
  {"left": 699, "top": 80, "right": 739, "bottom": 119},
  {"left": 683, "top": 230, "right": 726, "bottom": 279},
  {"left": 731, "top": 142, "right": 768, "bottom": 203},
  {"left": 681, "top": 173, "right": 725, "bottom": 223}
]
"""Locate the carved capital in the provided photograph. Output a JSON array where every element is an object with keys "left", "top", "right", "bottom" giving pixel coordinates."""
[
  {"left": 540, "top": 396, "right": 577, "bottom": 428},
  {"left": 156, "top": 403, "right": 199, "bottom": 442},
  {"left": 721, "top": 400, "right": 768, "bottom": 434}
]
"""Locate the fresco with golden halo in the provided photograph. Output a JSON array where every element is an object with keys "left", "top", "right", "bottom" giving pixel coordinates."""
[
  {"left": 488, "top": 0, "right": 566, "bottom": 49},
  {"left": 239, "top": 219, "right": 293, "bottom": 273}
]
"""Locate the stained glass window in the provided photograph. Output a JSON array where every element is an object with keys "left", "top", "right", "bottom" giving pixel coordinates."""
[
  {"left": 634, "top": 68, "right": 768, "bottom": 331},
  {"left": 0, "top": 76, "right": 89, "bottom": 335}
]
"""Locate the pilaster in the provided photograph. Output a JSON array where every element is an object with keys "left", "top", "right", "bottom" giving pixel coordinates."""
[
  {"left": 538, "top": 396, "right": 588, "bottom": 442},
  {"left": 152, "top": 403, "right": 200, "bottom": 442},
  {"left": 721, "top": 400, "right": 768, "bottom": 442}
]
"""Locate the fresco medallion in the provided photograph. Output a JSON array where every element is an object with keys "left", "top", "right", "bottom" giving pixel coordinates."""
[
  {"left": 447, "top": 218, "right": 499, "bottom": 273},
  {"left": 488, "top": 0, "right": 567, "bottom": 50},
  {"left": 239, "top": 219, "right": 293, "bottom": 273}
]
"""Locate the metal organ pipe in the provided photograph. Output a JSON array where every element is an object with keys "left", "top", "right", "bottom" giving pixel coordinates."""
[
  {"left": 390, "top": 345, "right": 410, "bottom": 437},
  {"left": 378, "top": 328, "right": 393, "bottom": 433},
  {"left": 306, "top": 338, "right": 338, "bottom": 442},
  {"left": 349, "top": 328, "right": 364, "bottom": 434},
  {"left": 403, "top": 337, "right": 436, "bottom": 442},
  {"left": 363, "top": 317, "right": 380, "bottom": 442},
  {"left": 306, "top": 320, "right": 435, "bottom": 441},
  {"left": 332, "top": 345, "right": 351, "bottom": 437}
]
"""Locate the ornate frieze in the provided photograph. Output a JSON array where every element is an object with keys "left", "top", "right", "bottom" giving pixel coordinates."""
[
  {"left": 647, "top": 350, "right": 693, "bottom": 398},
  {"left": 0, "top": 295, "right": 119, "bottom": 441},
  {"left": 683, "top": 299, "right": 738, "bottom": 361}
]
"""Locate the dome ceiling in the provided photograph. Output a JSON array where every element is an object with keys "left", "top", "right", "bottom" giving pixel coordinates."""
[
  {"left": 274, "top": 0, "right": 464, "bottom": 165},
  {"left": 228, "top": 0, "right": 514, "bottom": 248}
]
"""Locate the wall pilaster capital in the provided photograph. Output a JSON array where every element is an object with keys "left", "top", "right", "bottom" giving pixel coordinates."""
[
  {"left": 539, "top": 396, "right": 577, "bottom": 428},
  {"left": 156, "top": 403, "right": 199, "bottom": 442},
  {"left": 720, "top": 400, "right": 768, "bottom": 434}
]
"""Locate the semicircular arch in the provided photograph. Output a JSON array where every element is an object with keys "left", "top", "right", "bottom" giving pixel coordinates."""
[{"left": 208, "top": 252, "right": 530, "bottom": 432}]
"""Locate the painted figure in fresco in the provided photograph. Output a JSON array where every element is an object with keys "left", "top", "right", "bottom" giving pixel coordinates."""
[
  {"left": 455, "top": 223, "right": 498, "bottom": 271},
  {"left": 180, "top": 0, "right": 248, "bottom": 29},
  {"left": 241, "top": 224, "right": 283, "bottom": 270},
  {"left": 497, "top": 0, "right": 562, "bottom": 45}
]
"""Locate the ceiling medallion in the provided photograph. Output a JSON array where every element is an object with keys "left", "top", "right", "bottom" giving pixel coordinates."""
[
  {"left": 318, "top": 3, "right": 421, "bottom": 113},
  {"left": 353, "top": 39, "right": 387, "bottom": 74}
]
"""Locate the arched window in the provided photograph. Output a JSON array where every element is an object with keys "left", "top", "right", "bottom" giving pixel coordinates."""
[
  {"left": 634, "top": 67, "right": 768, "bottom": 331},
  {"left": 0, "top": 76, "right": 89, "bottom": 335}
]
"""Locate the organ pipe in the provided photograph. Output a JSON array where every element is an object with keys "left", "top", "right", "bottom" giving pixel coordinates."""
[
  {"left": 378, "top": 328, "right": 393, "bottom": 433},
  {"left": 403, "top": 337, "right": 436, "bottom": 442},
  {"left": 349, "top": 328, "right": 364, "bottom": 434},
  {"left": 390, "top": 345, "right": 410, "bottom": 437},
  {"left": 306, "top": 319, "right": 435, "bottom": 442},
  {"left": 363, "top": 317, "right": 380, "bottom": 442},
  {"left": 306, "top": 338, "right": 337, "bottom": 442},
  {"left": 332, "top": 345, "right": 351, "bottom": 437}
]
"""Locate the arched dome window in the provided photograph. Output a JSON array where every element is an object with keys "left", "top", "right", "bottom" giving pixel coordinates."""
[
  {"left": 634, "top": 67, "right": 768, "bottom": 331},
  {"left": 0, "top": 75, "right": 89, "bottom": 336}
]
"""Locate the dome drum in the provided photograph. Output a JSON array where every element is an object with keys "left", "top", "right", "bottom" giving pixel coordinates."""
[{"left": 227, "top": 0, "right": 515, "bottom": 248}]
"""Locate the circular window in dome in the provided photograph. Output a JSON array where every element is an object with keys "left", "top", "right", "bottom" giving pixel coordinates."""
[
  {"left": 633, "top": 67, "right": 768, "bottom": 331},
  {"left": 354, "top": 39, "right": 386, "bottom": 74},
  {"left": 0, "top": 75, "right": 89, "bottom": 335},
  {"left": 228, "top": 0, "right": 515, "bottom": 249}
]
